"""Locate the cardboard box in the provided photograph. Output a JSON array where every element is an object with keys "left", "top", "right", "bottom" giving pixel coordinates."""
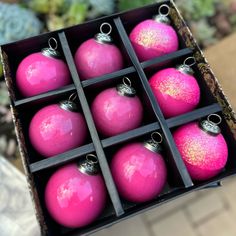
[{"left": 1, "top": 0, "right": 236, "bottom": 235}]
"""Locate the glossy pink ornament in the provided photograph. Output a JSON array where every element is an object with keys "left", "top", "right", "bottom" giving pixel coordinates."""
[
  {"left": 91, "top": 78, "right": 143, "bottom": 137},
  {"left": 111, "top": 133, "right": 167, "bottom": 203},
  {"left": 173, "top": 114, "right": 228, "bottom": 181},
  {"left": 29, "top": 100, "right": 87, "bottom": 157},
  {"left": 16, "top": 38, "right": 70, "bottom": 97},
  {"left": 45, "top": 155, "right": 107, "bottom": 228},
  {"left": 149, "top": 60, "right": 200, "bottom": 118},
  {"left": 129, "top": 5, "right": 178, "bottom": 61},
  {"left": 75, "top": 23, "right": 123, "bottom": 80}
]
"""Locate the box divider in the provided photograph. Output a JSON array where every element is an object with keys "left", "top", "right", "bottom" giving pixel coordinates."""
[
  {"left": 141, "top": 48, "right": 192, "bottom": 69},
  {"left": 58, "top": 31, "right": 124, "bottom": 217},
  {"left": 14, "top": 84, "right": 76, "bottom": 107},
  {"left": 114, "top": 16, "right": 193, "bottom": 188},
  {"left": 29, "top": 103, "right": 222, "bottom": 173}
]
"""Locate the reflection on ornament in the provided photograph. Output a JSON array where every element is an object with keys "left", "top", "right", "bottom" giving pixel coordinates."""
[
  {"left": 173, "top": 114, "right": 228, "bottom": 181},
  {"left": 111, "top": 132, "right": 167, "bottom": 203},
  {"left": 16, "top": 38, "right": 70, "bottom": 97},
  {"left": 75, "top": 22, "right": 123, "bottom": 80},
  {"left": 45, "top": 154, "right": 106, "bottom": 228},
  {"left": 92, "top": 77, "right": 143, "bottom": 137},
  {"left": 129, "top": 4, "right": 179, "bottom": 61}
]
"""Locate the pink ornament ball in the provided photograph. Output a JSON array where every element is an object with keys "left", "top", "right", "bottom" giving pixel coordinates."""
[
  {"left": 173, "top": 122, "right": 228, "bottom": 181},
  {"left": 16, "top": 52, "right": 70, "bottom": 97},
  {"left": 149, "top": 68, "right": 200, "bottom": 118},
  {"left": 74, "top": 39, "right": 123, "bottom": 80},
  {"left": 91, "top": 88, "right": 143, "bottom": 137},
  {"left": 129, "top": 20, "right": 179, "bottom": 61},
  {"left": 29, "top": 104, "right": 87, "bottom": 157},
  {"left": 111, "top": 143, "right": 167, "bottom": 203},
  {"left": 45, "top": 163, "right": 107, "bottom": 228}
]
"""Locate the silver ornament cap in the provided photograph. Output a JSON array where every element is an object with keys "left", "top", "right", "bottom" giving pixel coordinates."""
[
  {"left": 116, "top": 77, "right": 136, "bottom": 97},
  {"left": 176, "top": 57, "right": 196, "bottom": 75},
  {"left": 199, "top": 114, "right": 222, "bottom": 136},
  {"left": 144, "top": 132, "right": 163, "bottom": 154},
  {"left": 77, "top": 154, "right": 100, "bottom": 175},
  {"left": 95, "top": 22, "right": 113, "bottom": 44},
  {"left": 59, "top": 93, "right": 78, "bottom": 112},
  {"left": 41, "top": 37, "right": 61, "bottom": 59},
  {"left": 153, "top": 4, "right": 171, "bottom": 25}
]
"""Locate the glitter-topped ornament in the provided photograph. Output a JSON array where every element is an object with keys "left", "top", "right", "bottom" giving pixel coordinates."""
[
  {"left": 111, "top": 132, "right": 167, "bottom": 203},
  {"left": 129, "top": 4, "right": 178, "bottom": 61},
  {"left": 91, "top": 77, "right": 143, "bottom": 137},
  {"left": 29, "top": 94, "right": 87, "bottom": 157},
  {"left": 45, "top": 154, "right": 107, "bottom": 228},
  {"left": 149, "top": 57, "right": 200, "bottom": 118},
  {"left": 173, "top": 114, "right": 228, "bottom": 181},
  {"left": 75, "top": 23, "right": 123, "bottom": 80},
  {"left": 16, "top": 38, "right": 70, "bottom": 97}
]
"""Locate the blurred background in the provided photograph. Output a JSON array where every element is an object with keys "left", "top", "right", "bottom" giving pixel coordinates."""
[{"left": 0, "top": 0, "right": 236, "bottom": 236}]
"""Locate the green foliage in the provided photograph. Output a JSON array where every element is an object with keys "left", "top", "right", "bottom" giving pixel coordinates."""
[
  {"left": 190, "top": 19, "right": 218, "bottom": 47},
  {"left": 176, "top": 0, "right": 219, "bottom": 21},
  {"left": 28, "top": 0, "right": 115, "bottom": 31},
  {"left": 89, "top": 0, "right": 115, "bottom": 15},
  {"left": 118, "top": 0, "right": 154, "bottom": 11},
  {"left": 0, "top": 82, "right": 9, "bottom": 106},
  {"left": 47, "top": 1, "right": 88, "bottom": 31}
]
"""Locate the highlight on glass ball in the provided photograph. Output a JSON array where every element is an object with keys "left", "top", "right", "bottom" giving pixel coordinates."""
[
  {"left": 74, "top": 22, "right": 124, "bottom": 80},
  {"left": 16, "top": 37, "right": 71, "bottom": 98},
  {"left": 173, "top": 114, "right": 228, "bottom": 181},
  {"left": 91, "top": 77, "right": 143, "bottom": 137},
  {"left": 149, "top": 57, "right": 201, "bottom": 118},
  {"left": 111, "top": 132, "right": 167, "bottom": 203},
  {"left": 45, "top": 154, "right": 107, "bottom": 228},
  {"left": 129, "top": 4, "right": 179, "bottom": 62},
  {"left": 29, "top": 93, "right": 88, "bottom": 158}
]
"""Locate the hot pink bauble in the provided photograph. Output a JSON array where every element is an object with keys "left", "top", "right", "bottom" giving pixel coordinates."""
[
  {"left": 173, "top": 122, "right": 228, "bottom": 181},
  {"left": 149, "top": 68, "right": 200, "bottom": 118},
  {"left": 45, "top": 163, "right": 106, "bottom": 228},
  {"left": 29, "top": 103, "right": 87, "bottom": 157},
  {"left": 129, "top": 19, "right": 179, "bottom": 61},
  {"left": 16, "top": 52, "right": 70, "bottom": 97},
  {"left": 91, "top": 87, "right": 143, "bottom": 137},
  {"left": 74, "top": 38, "right": 123, "bottom": 80},
  {"left": 111, "top": 143, "right": 167, "bottom": 203}
]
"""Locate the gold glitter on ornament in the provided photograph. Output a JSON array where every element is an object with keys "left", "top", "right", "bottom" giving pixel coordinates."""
[
  {"left": 157, "top": 74, "right": 196, "bottom": 104},
  {"left": 137, "top": 29, "right": 157, "bottom": 47}
]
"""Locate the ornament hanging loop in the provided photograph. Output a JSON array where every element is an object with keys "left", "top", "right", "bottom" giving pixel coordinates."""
[
  {"left": 69, "top": 92, "right": 78, "bottom": 102},
  {"left": 123, "top": 77, "right": 132, "bottom": 88},
  {"left": 207, "top": 114, "right": 222, "bottom": 126},
  {"left": 158, "top": 4, "right": 170, "bottom": 17},
  {"left": 184, "top": 57, "right": 196, "bottom": 67},
  {"left": 100, "top": 22, "right": 112, "bottom": 35},
  {"left": 48, "top": 37, "right": 58, "bottom": 50},
  {"left": 151, "top": 132, "right": 163, "bottom": 144},
  {"left": 86, "top": 154, "right": 98, "bottom": 164}
]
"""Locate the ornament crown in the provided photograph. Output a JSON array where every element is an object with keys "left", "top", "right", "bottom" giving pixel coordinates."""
[
  {"left": 144, "top": 132, "right": 163, "bottom": 153},
  {"left": 116, "top": 77, "right": 136, "bottom": 97},
  {"left": 95, "top": 22, "right": 113, "bottom": 44},
  {"left": 176, "top": 57, "right": 196, "bottom": 75},
  {"left": 153, "top": 4, "right": 171, "bottom": 25},
  {"left": 42, "top": 37, "right": 61, "bottom": 59},
  {"left": 59, "top": 93, "right": 78, "bottom": 112},
  {"left": 199, "top": 114, "right": 222, "bottom": 136},
  {"left": 77, "top": 154, "right": 100, "bottom": 175}
]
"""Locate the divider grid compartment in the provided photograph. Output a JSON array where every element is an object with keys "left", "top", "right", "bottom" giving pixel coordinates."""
[{"left": 1, "top": 0, "right": 236, "bottom": 235}]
